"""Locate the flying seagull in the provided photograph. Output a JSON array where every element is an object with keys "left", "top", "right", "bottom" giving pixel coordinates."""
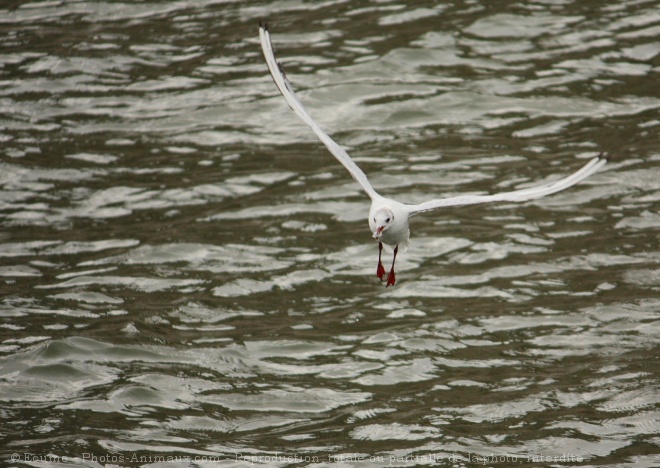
[{"left": 258, "top": 23, "right": 607, "bottom": 287}]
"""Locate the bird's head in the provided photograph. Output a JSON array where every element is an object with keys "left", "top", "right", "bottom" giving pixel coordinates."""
[{"left": 372, "top": 207, "right": 395, "bottom": 239}]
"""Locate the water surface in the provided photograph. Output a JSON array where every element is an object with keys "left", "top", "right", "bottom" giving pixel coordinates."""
[{"left": 1, "top": 0, "right": 659, "bottom": 466}]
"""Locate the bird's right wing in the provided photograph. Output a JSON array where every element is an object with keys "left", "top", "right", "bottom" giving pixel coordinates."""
[
  {"left": 407, "top": 155, "right": 607, "bottom": 216},
  {"left": 259, "top": 23, "right": 380, "bottom": 200}
]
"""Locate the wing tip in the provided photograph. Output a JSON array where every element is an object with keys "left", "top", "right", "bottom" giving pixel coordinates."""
[
  {"left": 259, "top": 21, "right": 269, "bottom": 32},
  {"left": 592, "top": 151, "right": 609, "bottom": 172},
  {"left": 597, "top": 151, "right": 610, "bottom": 163}
]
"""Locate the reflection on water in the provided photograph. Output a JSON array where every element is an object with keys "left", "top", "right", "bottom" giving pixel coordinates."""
[{"left": 1, "top": 0, "right": 659, "bottom": 466}]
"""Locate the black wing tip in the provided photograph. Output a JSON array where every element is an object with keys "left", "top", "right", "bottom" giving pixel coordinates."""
[
  {"left": 597, "top": 151, "right": 611, "bottom": 163},
  {"left": 259, "top": 21, "right": 269, "bottom": 32}
]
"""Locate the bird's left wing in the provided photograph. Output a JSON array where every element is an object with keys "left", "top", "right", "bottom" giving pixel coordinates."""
[
  {"left": 407, "top": 155, "right": 607, "bottom": 216},
  {"left": 259, "top": 23, "right": 380, "bottom": 200}
]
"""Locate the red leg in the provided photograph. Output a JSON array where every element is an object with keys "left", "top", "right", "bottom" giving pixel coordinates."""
[
  {"left": 376, "top": 242, "right": 385, "bottom": 281},
  {"left": 386, "top": 245, "right": 398, "bottom": 287}
]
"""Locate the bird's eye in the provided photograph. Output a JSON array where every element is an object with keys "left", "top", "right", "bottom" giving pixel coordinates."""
[{"left": 386, "top": 218, "right": 390, "bottom": 222}]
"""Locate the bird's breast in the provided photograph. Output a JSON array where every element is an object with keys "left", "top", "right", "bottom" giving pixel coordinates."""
[{"left": 379, "top": 223, "right": 409, "bottom": 246}]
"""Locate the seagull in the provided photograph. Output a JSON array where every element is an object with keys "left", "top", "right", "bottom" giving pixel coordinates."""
[{"left": 258, "top": 23, "right": 607, "bottom": 287}]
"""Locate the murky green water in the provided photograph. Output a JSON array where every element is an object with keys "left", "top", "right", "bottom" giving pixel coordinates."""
[{"left": 1, "top": 1, "right": 659, "bottom": 466}]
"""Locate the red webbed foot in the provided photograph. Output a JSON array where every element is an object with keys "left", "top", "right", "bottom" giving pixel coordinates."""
[
  {"left": 385, "top": 245, "right": 399, "bottom": 287},
  {"left": 377, "top": 262, "right": 386, "bottom": 281},
  {"left": 386, "top": 269, "right": 396, "bottom": 287},
  {"left": 376, "top": 242, "right": 386, "bottom": 281}
]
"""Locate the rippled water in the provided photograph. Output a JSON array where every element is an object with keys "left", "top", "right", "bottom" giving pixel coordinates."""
[{"left": 1, "top": 0, "right": 659, "bottom": 466}]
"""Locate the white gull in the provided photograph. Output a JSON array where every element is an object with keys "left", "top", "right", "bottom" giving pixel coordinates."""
[{"left": 258, "top": 23, "right": 607, "bottom": 287}]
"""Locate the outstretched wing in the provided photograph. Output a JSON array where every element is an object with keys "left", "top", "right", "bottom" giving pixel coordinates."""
[
  {"left": 259, "top": 23, "right": 380, "bottom": 200},
  {"left": 407, "top": 155, "right": 607, "bottom": 216}
]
